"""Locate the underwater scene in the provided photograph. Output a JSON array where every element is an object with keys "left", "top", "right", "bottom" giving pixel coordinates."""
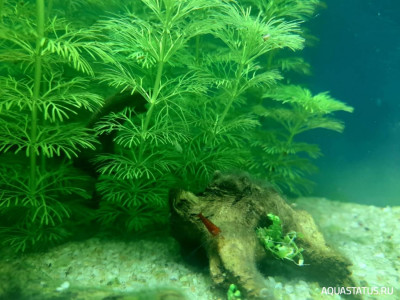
[{"left": 0, "top": 0, "right": 398, "bottom": 299}]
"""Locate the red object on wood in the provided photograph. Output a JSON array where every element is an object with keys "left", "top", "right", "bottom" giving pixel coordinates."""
[{"left": 197, "top": 213, "right": 221, "bottom": 236}]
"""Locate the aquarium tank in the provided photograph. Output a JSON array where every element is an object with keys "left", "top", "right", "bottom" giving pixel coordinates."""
[{"left": 0, "top": 0, "right": 398, "bottom": 299}]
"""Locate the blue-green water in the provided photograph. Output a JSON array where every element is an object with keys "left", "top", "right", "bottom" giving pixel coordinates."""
[{"left": 305, "top": 0, "right": 400, "bottom": 206}]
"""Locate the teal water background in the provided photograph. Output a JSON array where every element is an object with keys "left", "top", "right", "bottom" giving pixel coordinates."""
[{"left": 304, "top": 0, "right": 400, "bottom": 206}]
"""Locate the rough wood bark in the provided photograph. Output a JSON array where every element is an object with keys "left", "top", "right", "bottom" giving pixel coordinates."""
[{"left": 169, "top": 171, "right": 356, "bottom": 299}]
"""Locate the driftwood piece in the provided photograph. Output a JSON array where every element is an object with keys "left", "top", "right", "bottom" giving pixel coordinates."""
[{"left": 169, "top": 171, "right": 356, "bottom": 299}]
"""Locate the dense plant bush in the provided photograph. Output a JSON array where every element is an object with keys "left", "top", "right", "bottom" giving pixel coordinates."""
[{"left": 0, "top": 0, "right": 352, "bottom": 252}]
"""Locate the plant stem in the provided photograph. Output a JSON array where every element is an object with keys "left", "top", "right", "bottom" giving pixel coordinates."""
[
  {"left": 218, "top": 62, "right": 245, "bottom": 126},
  {"left": 0, "top": 0, "right": 4, "bottom": 23},
  {"left": 143, "top": 60, "right": 164, "bottom": 136},
  {"left": 138, "top": 40, "right": 165, "bottom": 162},
  {"left": 141, "top": 24, "right": 168, "bottom": 135},
  {"left": 29, "top": 0, "right": 44, "bottom": 193},
  {"left": 195, "top": 35, "right": 200, "bottom": 64},
  {"left": 266, "top": 50, "right": 275, "bottom": 70},
  {"left": 46, "top": 0, "right": 53, "bottom": 22}
]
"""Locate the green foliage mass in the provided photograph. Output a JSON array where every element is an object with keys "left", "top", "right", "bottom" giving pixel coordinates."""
[
  {"left": 256, "top": 213, "right": 304, "bottom": 266},
  {"left": 0, "top": 0, "right": 353, "bottom": 252},
  {"left": 0, "top": 0, "right": 106, "bottom": 252},
  {"left": 227, "top": 283, "right": 242, "bottom": 300}
]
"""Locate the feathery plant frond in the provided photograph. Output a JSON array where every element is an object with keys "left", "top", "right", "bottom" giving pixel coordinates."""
[
  {"left": 0, "top": 166, "right": 89, "bottom": 226},
  {"left": 264, "top": 85, "right": 354, "bottom": 115},
  {"left": 97, "top": 176, "right": 168, "bottom": 208},
  {"left": 95, "top": 148, "right": 179, "bottom": 181},
  {"left": 242, "top": 0, "right": 321, "bottom": 21},
  {"left": 214, "top": 5, "right": 304, "bottom": 63},
  {"left": 198, "top": 2, "right": 306, "bottom": 137},
  {"left": 0, "top": 0, "right": 105, "bottom": 252},
  {"left": 0, "top": 75, "right": 103, "bottom": 121},
  {"left": 178, "top": 139, "right": 249, "bottom": 192},
  {"left": 204, "top": 57, "right": 283, "bottom": 95},
  {"left": 195, "top": 111, "right": 260, "bottom": 147},
  {"left": 0, "top": 113, "right": 98, "bottom": 158},
  {"left": 96, "top": 201, "right": 169, "bottom": 234},
  {"left": 0, "top": 76, "right": 33, "bottom": 112},
  {"left": 0, "top": 163, "right": 92, "bottom": 252},
  {"left": 248, "top": 131, "right": 319, "bottom": 195},
  {"left": 0, "top": 13, "right": 109, "bottom": 75},
  {"left": 0, "top": 224, "right": 72, "bottom": 253},
  {"left": 97, "top": 0, "right": 220, "bottom": 68},
  {"left": 90, "top": 0, "right": 223, "bottom": 233},
  {"left": 41, "top": 28, "right": 101, "bottom": 75},
  {"left": 276, "top": 57, "right": 311, "bottom": 75},
  {"left": 36, "top": 124, "right": 98, "bottom": 158},
  {"left": 248, "top": 84, "right": 352, "bottom": 194},
  {"left": 262, "top": 85, "right": 353, "bottom": 135}
]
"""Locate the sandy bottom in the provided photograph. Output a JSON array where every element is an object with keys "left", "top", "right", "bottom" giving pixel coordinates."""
[{"left": 0, "top": 198, "right": 399, "bottom": 300}]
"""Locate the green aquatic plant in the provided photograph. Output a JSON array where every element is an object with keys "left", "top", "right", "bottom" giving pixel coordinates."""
[
  {"left": 227, "top": 283, "right": 242, "bottom": 300},
  {"left": 256, "top": 213, "right": 304, "bottom": 266},
  {"left": 250, "top": 85, "right": 353, "bottom": 194},
  {"left": 90, "top": 0, "right": 222, "bottom": 233},
  {"left": 89, "top": 0, "right": 304, "bottom": 232},
  {"left": 242, "top": 0, "right": 322, "bottom": 21},
  {"left": 0, "top": 0, "right": 106, "bottom": 252},
  {"left": 0, "top": 0, "right": 353, "bottom": 249},
  {"left": 233, "top": 0, "right": 353, "bottom": 195},
  {"left": 89, "top": 0, "right": 352, "bottom": 233}
]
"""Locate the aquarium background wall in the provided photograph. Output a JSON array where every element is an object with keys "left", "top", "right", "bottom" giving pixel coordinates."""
[{"left": 304, "top": 0, "right": 400, "bottom": 206}]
